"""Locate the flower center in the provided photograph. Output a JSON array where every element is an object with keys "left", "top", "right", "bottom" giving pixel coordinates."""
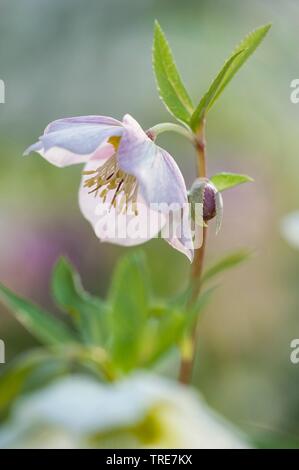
[{"left": 83, "top": 154, "right": 139, "bottom": 215}]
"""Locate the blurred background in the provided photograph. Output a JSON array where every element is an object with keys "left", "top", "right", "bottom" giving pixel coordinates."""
[{"left": 0, "top": 0, "right": 299, "bottom": 447}]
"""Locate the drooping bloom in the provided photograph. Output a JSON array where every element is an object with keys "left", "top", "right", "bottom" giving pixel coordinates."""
[{"left": 25, "top": 114, "right": 194, "bottom": 260}]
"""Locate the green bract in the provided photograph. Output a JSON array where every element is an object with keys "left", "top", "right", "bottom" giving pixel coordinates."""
[{"left": 210, "top": 172, "right": 254, "bottom": 192}]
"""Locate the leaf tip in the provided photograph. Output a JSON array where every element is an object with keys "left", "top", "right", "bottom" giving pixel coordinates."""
[
  {"left": 153, "top": 19, "right": 164, "bottom": 41},
  {"left": 263, "top": 23, "right": 272, "bottom": 32},
  {"left": 52, "top": 255, "right": 72, "bottom": 275},
  {"left": 257, "top": 22, "right": 272, "bottom": 40},
  {"left": 251, "top": 22, "right": 272, "bottom": 42}
]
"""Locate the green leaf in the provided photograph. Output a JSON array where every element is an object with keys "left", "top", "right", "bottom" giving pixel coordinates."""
[
  {"left": 202, "top": 250, "right": 252, "bottom": 285},
  {"left": 141, "top": 288, "right": 215, "bottom": 367},
  {"left": 140, "top": 306, "right": 185, "bottom": 366},
  {"left": 187, "top": 286, "right": 216, "bottom": 321},
  {"left": 108, "top": 251, "right": 150, "bottom": 371},
  {"left": 52, "top": 257, "right": 107, "bottom": 345},
  {"left": 190, "top": 50, "right": 244, "bottom": 131},
  {"left": 74, "top": 345, "right": 117, "bottom": 382},
  {"left": 0, "top": 283, "right": 76, "bottom": 346},
  {"left": 210, "top": 24, "right": 271, "bottom": 107},
  {"left": 0, "top": 350, "right": 68, "bottom": 416},
  {"left": 143, "top": 288, "right": 215, "bottom": 365},
  {"left": 191, "top": 24, "right": 271, "bottom": 130},
  {"left": 153, "top": 20, "right": 194, "bottom": 125},
  {"left": 210, "top": 172, "right": 253, "bottom": 192}
]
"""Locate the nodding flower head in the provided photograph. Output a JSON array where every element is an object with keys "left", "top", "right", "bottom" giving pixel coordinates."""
[{"left": 24, "top": 114, "right": 194, "bottom": 261}]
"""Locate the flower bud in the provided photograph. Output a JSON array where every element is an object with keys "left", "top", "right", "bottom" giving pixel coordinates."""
[
  {"left": 202, "top": 182, "right": 217, "bottom": 221},
  {"left": 189, "top": 178, "right": 223, "bottom": 234}
]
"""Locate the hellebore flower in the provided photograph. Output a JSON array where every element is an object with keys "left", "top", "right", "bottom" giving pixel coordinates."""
[
  {"left": 0, "top": 373, "right": 249, "bottom": 449},
  {"left": 25, "top": 114, "right": 193, "bottom": 261}
]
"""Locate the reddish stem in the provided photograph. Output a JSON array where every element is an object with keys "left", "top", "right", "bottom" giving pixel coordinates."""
[{"left": 179, "top": 121, "right": 207, "bottom": 384}]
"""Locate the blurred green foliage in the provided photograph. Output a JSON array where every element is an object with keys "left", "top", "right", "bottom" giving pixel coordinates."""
[
  {"left": 0, "top": 248, "right": 249, "bottom": 422},
  {"left": 0, "top": 252, "right": 211, "bottom": 416}
]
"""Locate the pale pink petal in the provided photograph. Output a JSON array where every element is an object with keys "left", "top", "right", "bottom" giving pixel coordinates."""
[
  {"left": 161, "top": 206, "right": 194, "bottom": 262},
  {"left": 89, "top": 143, "right": 115, "bottom": 162},
  {"left": 25, "top": 142, "right": 114, "bottom": 168},
  {"left": 24, "top": 116, "right": 123, "bottom": 167},
  {"left": 45, "top": 115, "right": 122, "bottom": 133},
  {"left": 78, "top": 161, "right": 166, "bottom": 247},
  {"left": 118, "top": 114, "right": 188, "bottom": 209}
]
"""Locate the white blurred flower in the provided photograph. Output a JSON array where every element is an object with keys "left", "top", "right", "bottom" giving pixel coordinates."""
[
  {"left": 0, "top": 373, "right": 248, "bottom": 449},
  {"left": 281, "top": 211, "right": 299, "bottom": 250}
]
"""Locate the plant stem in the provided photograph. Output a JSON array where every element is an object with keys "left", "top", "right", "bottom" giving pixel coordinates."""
[
  {"left": 148, "top": 122, "right": 195, "bottom": 144},
  {"left": 179, "top": 120, "right": 207, "bottom": 385}
]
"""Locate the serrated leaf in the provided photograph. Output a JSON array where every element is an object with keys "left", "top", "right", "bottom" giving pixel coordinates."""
[
  {"left": 190, "top": 50, "right": 244, "bottom": 131},
  {"left": 202, "top": 250, "right": 252, "bottom": 285},
  {"left": 153, "top": 20, "right": 194, "bottom": 124},
  {"left": 108, "top": 251, "right": 150, "bottom": 371},
  {"left": 209, "top": 24, "right": 271, "bottom": 107},
  {"left": 191, "top": 24, "right": 271, "bottom": 130},
  {"left": 52, "top": 257, "right": 107, "bottom": 345},
  {"left": 0, "top": 283, "right": 76, "bottom": 346},
  {"left": 210, "top": 172, "right": 254, "bottom": 192}
]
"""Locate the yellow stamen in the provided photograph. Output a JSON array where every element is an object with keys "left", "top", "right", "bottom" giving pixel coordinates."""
[
  {"left": 108, "top": 135, "right": 121, "bottom": 150},
  {"left": 83, "top": 154, "right": 139, "bottom": 215}
]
